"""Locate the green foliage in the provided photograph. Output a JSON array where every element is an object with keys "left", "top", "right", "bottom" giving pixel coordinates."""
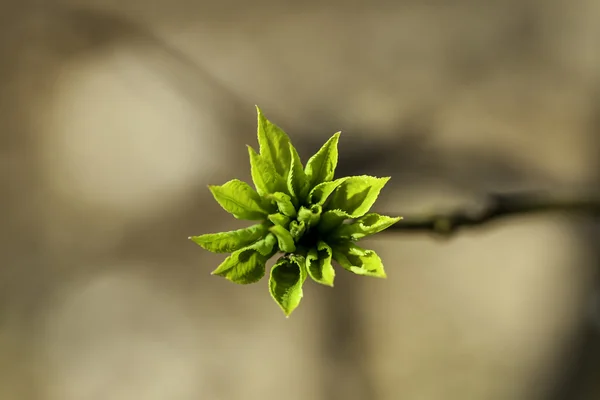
[
  {"left": 287, "top": 143, "right": 310, "bottom": 203},
  {"left": 306, "top": 241, "right": 335, "bottom": 287},
  {"left": 210, "top": 234, "right": 277, "bottom": 284},
  {"left": 190, "top": 223, "right": 268, "bottom": 253},
  {"left": 331, "top": 213, "right": 402, "bottom": 241},
  {"left": 208, "top": 179, "right": 272, "bottom": 220},
  {"left": 305, "top": 132, "right": 340, "bottom": 189},
  {"left": 190, "top": 106, "right": 402, "bottom": 316},
  {"left": 327, "top": 176, "right": 391, "bottom": 218},
  {"left": 248, "top": 145, "right": 285, "bottom": 196},
  {"left": 331, "top": 242, "right": 387, "bottom": 278},
  {"left": 269, "top": 255, "right": 307, "bottom": 316}
]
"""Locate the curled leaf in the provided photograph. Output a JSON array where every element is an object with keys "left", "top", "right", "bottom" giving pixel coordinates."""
[
  {"left": 297, "top": 204, "right": 322, "bottom": 228},
  {"left": 269, "top": 255, "right": 308, "bottom": 316},
  {"left": 268, "top": 213, "right": 291, "bottom": 228},
  {"left": 330, "top": 213, "right": 402, "bottom": 241},
  {"left": 211, "top": 236, "right": 277, "bottom": 284},
  {"left": 254, "top": 233, "right": 278, "bottom": 256},
  {"left": 289, "top": 220, "right": 307, "bottom": 242},
  {"left": 269, "top": 225, "right": 296, "bottom": 253},
  {"left": 266, "top": 192, "right": 297, "bottom": 218},
  {"left": 306, "top": 241, "right": 335, "bottom": 286},
  {"left": 332, "top": 242, "right": 386, "bottom": 278}
]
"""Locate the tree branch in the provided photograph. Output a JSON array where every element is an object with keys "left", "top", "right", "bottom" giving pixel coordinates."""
[{"left": 383, "top": 191, "right": 600, "bottom": 236}]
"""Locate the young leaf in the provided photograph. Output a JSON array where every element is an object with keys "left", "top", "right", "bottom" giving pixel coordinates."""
[
  {"left": 287, "top": 143, "right": 310, "bottom": 204},
  {"left": 308, "top": 177, "right": 348, "bottom": 206},
  {"left": 268, "top": 213, "right": 291, "bottom": 228},
  {"left": 269, "top": 225, "right": 296, "bottom": 253},
  {"left": 266, "top": 192, "right": 297, "bottom": 218},
  {"left": 209, "top": 179, "right": 271, "bottom": 220},
  {"left": 297, "top": 204, "right": 322, "bottom": 228},
  {"left": 318, "top": 209, "right": 349, "bottom": 234},
  {"left": 305, "top": 132, "right": 340, "bottom": 189},
  {"left": 211, "top": 238, "right": 276, "bottom": 284},
  {"left": 255, "top": 233, "right": 278, "bottom": 256},
  {"left": 289, "top": 220, "right": 307, "bottom": 242},
  {"left": 248, "top": 146, "right": 286, "bottom": 196},
  {"left": 306, "top": 241, "right": 335, "bottom": 286},
  {"left": 256, "top": 106, "right": 292, "bottom": 178},
  {"left": 330, "top": 213, "right": 402, "bottom": 241},
  {"left": 189, "top": 223, "right": 268, "bottom": 253},
  {"left": 332, "top": 242, "right": 387, "bottom": 278},
  {"left": 326, "top": 175, "right": 390, "bottom": 218},
  {"left": 269, "top": 255, "right": 308, "bottom": 316}
]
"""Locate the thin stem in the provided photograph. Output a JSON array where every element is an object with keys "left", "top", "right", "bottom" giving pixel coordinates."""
[{"left": 382, "top": 191, "right": 600, "bottom": 236}]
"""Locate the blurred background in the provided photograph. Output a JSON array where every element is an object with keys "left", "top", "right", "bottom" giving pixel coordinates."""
[{"left": 1, "top": 0, "right": 600, "bottom": 399}]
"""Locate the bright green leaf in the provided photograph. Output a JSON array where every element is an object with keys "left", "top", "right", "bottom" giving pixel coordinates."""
[
  {"left": 268, "top": 213, "right": 291, "bottom": 228},
  {"left": 269, "top": 255, "right": 308, "bottom": 316},
  {"left": 266, "top": 192, "right": 297, "bottom": 218},
  {"left": 287, "top": 143, "right": 310, "bottom": 204},
  {"left": 189, "top": 223, "right": 268, "bottom": 253},
  {"left": 308, "top": 177, "right": 348, "bottom": 206},
  {"left": 306, "top": 241, "right": 335, "bottom": 286},
  {"left": 255, "top": 233, "right": 278, "bottom": 256},
  {"left": 326, "top": 175, "right": 390, "bottom": 218},
  {"left": 332, "top": 242, "right": 387, "bottom": 278},
  {"left": 211, "top": 237, "right": 277, "bottom": 284},
  {"left": 269, "top": 225, "right": 296, "bottom": 253},
  {"left": 318, "top": 209, "right": 349, "bottom": 234},
  {"left": 331, "top": 213, "right": 402, "bottom": 241},
  {"left": 209, "top": 179, "right": 271, "bottom": 220},
  {"left": 289, "top": 220, "right": 307, "bottom": 242},
  {"left": 256, "top": 106, "right": 292, "bottom": 178},
  {"left": 248, "top": 146, "right": 286, "bottom": 196},
  {"left": 305, "top": 132, "right": 340, "bottom": 189},
  {"left": 297, "top": 204, "right": 322, "bottom": 228}
]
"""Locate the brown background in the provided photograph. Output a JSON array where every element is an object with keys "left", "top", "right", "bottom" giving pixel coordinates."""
[{"left": 1, "top": 1, "right": 599, "bottom": 399}]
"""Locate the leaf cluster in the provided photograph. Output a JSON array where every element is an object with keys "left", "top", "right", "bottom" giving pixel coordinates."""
[{"left": 190, "top": 107, "right": 401, "bottom": 316}]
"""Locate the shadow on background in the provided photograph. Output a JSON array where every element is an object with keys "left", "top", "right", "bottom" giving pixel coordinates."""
[{"left": 1, "top": 1, "right": 599, "bottom": 399}]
